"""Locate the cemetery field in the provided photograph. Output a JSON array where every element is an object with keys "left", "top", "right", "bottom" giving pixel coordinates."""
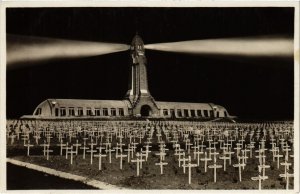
[
  {"left": 7, "top": 143, "right": 293, "bottom": 189},
  {"left": 6, "top": 120, "right": 294, "bottom": 190}
]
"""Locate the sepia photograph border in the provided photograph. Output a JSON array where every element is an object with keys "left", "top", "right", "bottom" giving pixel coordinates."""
[{"left": 0, "top": 0, "right": 299, "bottom": 193}]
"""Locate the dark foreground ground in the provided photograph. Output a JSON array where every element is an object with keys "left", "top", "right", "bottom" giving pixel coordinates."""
[{"left": 7, "top": 163, "right": 96, "bottom": 190}]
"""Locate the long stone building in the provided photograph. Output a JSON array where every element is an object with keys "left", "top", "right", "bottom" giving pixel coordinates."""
[{"left": 22, "top": 35, "right": 230, "bottom": 119}]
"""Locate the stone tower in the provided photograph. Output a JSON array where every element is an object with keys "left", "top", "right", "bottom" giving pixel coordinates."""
[{"left": 125, "top": 34, "right": 159, "bottom": 117}]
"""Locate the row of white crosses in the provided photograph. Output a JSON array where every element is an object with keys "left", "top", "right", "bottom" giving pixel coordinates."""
[
  {"left": 251, "top": 143, "right": 270, "bottom": 190},
  {"left": 9, "top": 119, "right": 295, "bottom": 189},
  {"left": 155, "top": 141, "right": 168, "bottom": 175},
  {"left": 169, "top": 127, "right": 294, "bottom": 186}
]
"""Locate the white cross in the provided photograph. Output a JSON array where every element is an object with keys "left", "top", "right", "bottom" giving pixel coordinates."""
[
  {"left": 179, "top": 152, "right": 189, "bottom": 174},
  {"left": 247, "top": 143, "right": 255, "bottom": 158},
  {"left": 208, "top": 162, "right": 222, "bottom": 183},
  {"left": 137, "top": 152, "right": 146, "bottom": 169},
  {"left": 206, "top": 147, "right": 215, "bottom": 159},
  {"left": 274, "top": 153, "right": 283, "bottom": 169},
  {"left": 234, "top": 145, "right": 242, "bottom": 156},
  {"left": 130, "top": 144, "right": 136, "bottom": 158},
  {"left": 96, "top": 144, "right": 105, "bottom": 153},
  {"left": 24, "top": 140, "right": 34, "bottom": 156},
  {"left": 194, "top": 149, "right": 203, "bottom": 166},
  {"left": 176, "top": 151, "right": 185, "bottom": 167},
  {"left": 131, "top": 156, "right": 145, "bottom": 176},
  {"left": 80, "top": 144, "right": 89, "bottom": 159},
  {"left": 255, "top": 152, "right": 266, "bottom": 166},
  {"left": 140, "top": 148, "right": 148, "bottom": 162},
  {"left": 21, "top": 134, "right": 29, "bottom": 145},
  {"left": 94, "top": 151, "right": 106, "bottom": 170},
  {"left": 131, "top": 142, "right": 138, "bottom": 153},
  {"left": 143, "top": 144, "right": 152, "bottom": 161},
  {"left": 200, "top": 152, "right": 212, "bottom": 173},
  {"left": 68, "top": 146, "right": 77, "bottom": 165},
  {"left": 223, "top": 150, "right": 234, "bottom": 165},
  {"left": 269, "top": 146, "right": 278, "bottom": 162},
  {"left": 251, "top": 174, "right": 268, "bottom": 190},
  {"left": 238, "top": 155, "right": 248, "bottom": 170},
  {"left": 57, "top": 141, "right": 67, "bottom": 156},
  {"left": 191, "top": 145, "right": 198, "bottom": 159},
  {"left": 103, "top": 142, "right": 111, "bottom": 150},
  {"left": 113, "top": 144, "right": 122, "bottom": 158},
  {"left": 185, "top": 141, "right": 193, "bottom": 154},
  {"left": 124, "top": 144, "right": 133, "bottom": 163},
  {"left": 105, "top": 147, "right": 115, "bottom": 163},
  {"left": 73, "top": 140, "right": 82, "bottom": 155},
  {"left": 43, "top": 144, "right": 53, "bottom": 160},
  {"left": 242, "top": 149, "right": 250, "bottom": 163},
  {"left": 283, "top": 147, "right": 291, "bottom": 161},
  {"left": 155, "top": 151, "right": 166, "bottom": 162},
  {"left": 173, "top": 143, "right": 181, "bottom": 154},
  {"left": 219, "top": 155, "right": 230, "bottom": 171},
  {"left": 182, "top": 156, "right": 197, "bottom": 184},
  {"left": 233, "top": 161, "right": 246, "bottom": 182},
  {"left": 40, "top": 141, "right": 48, "bottom": 156},
  {"left": 65, "top": 144, "right": 72, "bottom": 159},
  {"left": 116, "top": 151, "right": 127, "bottom": 170},
  {"left": 280, "top": 160, "right": 292, "bottom": 176},
  {"left": 258, "top": 164, "right": 270, "bottom": 178},
  {"left": 210, "top": 150, "right": 219, "bottom": 163},
  {"left": 279, "top": 172, "right": 294, "bottom": 190},
  {"left": 87, "top": 145, "right": 97, "bottom": 165},
  {"left": 155, "top": 161, "right": 168, "bottom": 174}
]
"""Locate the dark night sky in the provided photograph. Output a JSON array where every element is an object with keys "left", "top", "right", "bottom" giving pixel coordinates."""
[{"left": 6, "top": 7, "right": 294, "bottom": 120}]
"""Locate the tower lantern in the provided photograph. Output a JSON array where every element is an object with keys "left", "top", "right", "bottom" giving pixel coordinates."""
[{"left": 125, "top": 34, "right": 159, "bottom": 117}]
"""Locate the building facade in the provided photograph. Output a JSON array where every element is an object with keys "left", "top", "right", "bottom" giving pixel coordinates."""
[{"left": 22, "top": 35, "right": 230, "bottom": 119}]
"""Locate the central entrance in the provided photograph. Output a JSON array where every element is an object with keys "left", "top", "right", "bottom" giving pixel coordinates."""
[{"left": 140, "top": 105, "right": 152, "bottom": 117}]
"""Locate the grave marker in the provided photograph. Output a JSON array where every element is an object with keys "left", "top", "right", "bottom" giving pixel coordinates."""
[
  {"left": 279, "top": 172, "right": 294, "bottom": 190},
  {"left": 182, "top": 156, "right": 197, "bottom": 184},
  {"left": 200, "top": 152, "right": 212, "bottom": 173},
  {"left": 155, "top": 161, "right": 168, "bottom": 175},
  {"left": 131, "top": 155, "right": 145, "bottom": 176},
  {"left": 116, "top": 151, "right": 127, "bottom": 170},
  {"left": 24, "top": 140, "right": 34, "bottom": 156},
  {"left": 233, "top": 161, "right": 246, "bottom": 182},
  {"left": 43, "top": 144, "right": 53, "bottom": 160},
  {"left": 251, "top": 174, "right": 268, "bottom": 190},
  {"left": 208, "top": 161, "right": 222, "bottom": 182}
]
